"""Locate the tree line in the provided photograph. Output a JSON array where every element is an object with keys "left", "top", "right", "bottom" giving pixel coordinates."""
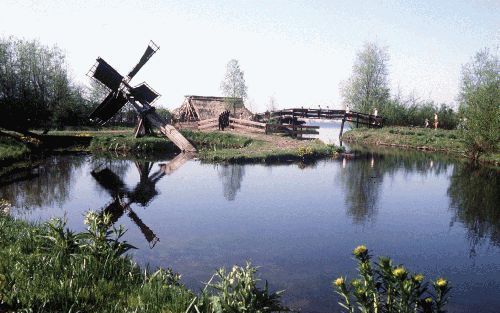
[
  {"left": 0, "top": 36, "right": 171, "bottom": 131},
  {"left": 341, "top": 42, "right": 498, "bottom": 159},
  {"left": 0, "top": 37, "right": 93, "bottom": 131},
  {"left": 340, "top": 42, "right": 459, "bottom": 129}
]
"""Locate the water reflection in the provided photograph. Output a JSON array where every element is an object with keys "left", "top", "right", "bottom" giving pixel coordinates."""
[
  {"left": 339, "top": 147, "right": 455, "bottom": 224},
  {"left": 217, "top": 164, "right": 245, "bottom": 201},
  {"left": 0, "top": 156, "right": 85, "bottom": 208},
  {"left": 448, "top": 164, "right": 500, "bottom": 254},
  {"left": 2, "top": 150, "right": 500, "bottom": 312},
  {"left": 340, "top": 153, "right": 382, "bottom": 224},
  {"left": 91, "top": 153, "right": 193, "bottom": 248}
]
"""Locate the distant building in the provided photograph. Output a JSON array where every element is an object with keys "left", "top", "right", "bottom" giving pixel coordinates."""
[{"left": 172, "top": 95, "right": 253, "bottom": 122}]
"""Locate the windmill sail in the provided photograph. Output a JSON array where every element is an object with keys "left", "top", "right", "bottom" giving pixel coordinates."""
[
  {"left": 89, "top": 91, "right": 128, "bottom": 124},
  {"left": 92, "top": 58, "right": 124, "bottom": 91},
  {"left": 127, "top": 43, "right": 158, "bottom": 79},
  {"left": 132, "top": 83, "right": 160, "bottom": 104}
]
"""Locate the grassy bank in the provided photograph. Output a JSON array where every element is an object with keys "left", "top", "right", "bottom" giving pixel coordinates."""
[
  {"left": 342, "top": 127, "right": 499, "bottom": 165},
  {"left": 0, "top": 208, "right": 286, "bottom": 313},
  {"left": 0, "top": 136, "right": 31, "bottom": 164},
  {"left": 198, "top": 139, "right": 342, "bottom": 163},
  {"left": 1, "top": 129, "right": 344, "bottom": 165},
  {"left": 88, "top": 129, "right": 344, "bottom": 163}
]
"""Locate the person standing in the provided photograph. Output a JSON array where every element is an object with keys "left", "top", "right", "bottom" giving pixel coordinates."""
[
  {"left": 434, "top": 112, "right": 439, "bottom": 129},
  {"left": 424, "top": 118, "right": 429, "bottom": 128}
]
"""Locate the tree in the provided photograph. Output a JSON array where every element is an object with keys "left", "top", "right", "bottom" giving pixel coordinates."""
[
  {"left": 220, "top": 59, "right": 248, "bottom": 114},
  {"left": 0, "top": 36, "right": 91, "bottom": 131},
  {"left": 267, "top": 96, "right": 277, "bottom": 112},
  {"left": 458, "top": 48, "right": 499, "bottom": 161},
  {"left": 156, "top": 107, "right": 172, "bottom": 123},
  {"left": 341, "top": 42, "right": 390, "bottom": 115}
]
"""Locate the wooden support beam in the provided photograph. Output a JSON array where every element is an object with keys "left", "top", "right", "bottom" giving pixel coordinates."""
[{"left": 230, "top": 122, "right": 266, "bottom": 133}]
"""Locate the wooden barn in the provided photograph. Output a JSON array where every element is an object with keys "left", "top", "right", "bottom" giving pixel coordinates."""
[{"left": 172, "top": 95, "right": 253, "bottom": 122}]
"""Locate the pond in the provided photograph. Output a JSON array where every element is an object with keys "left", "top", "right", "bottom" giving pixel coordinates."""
[{"left": 1, "top": 148, "right": 499, "bottom": 313}]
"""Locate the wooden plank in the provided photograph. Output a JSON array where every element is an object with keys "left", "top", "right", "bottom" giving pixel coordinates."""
[
  {"left": 198, "top": 117, "right": 219, "bottom": 125},
  {"left": 229, "top": 117, "right": 266, "bottom": 128},
  {"left": 230, "top": 122, "right": 265, "bottom": 133},
  {"left": 266, "top": 124, "right": 319, "bottom": 129},
  {"left": 142, "top": 110, "right": 196, "bottom": 152},
  {"left": 190, "top": 98, "right": 201, "bottom": 120},
  {"left": 267, "top": 129, "right": 319, "bottom": 135},
  {"left": 159, "top": 152, "right": 194, "bottom": 175}
]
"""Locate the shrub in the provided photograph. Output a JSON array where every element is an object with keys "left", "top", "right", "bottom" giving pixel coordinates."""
[
  {"left": 297, "top": 146, "right": 314, "bottom": 159},
  {"left": 458, "top": 48, "right": 499, "bottom": 161},
  {"left": 0, "top": 209, "right": 286, "bottom": 313},
  {"left": 334, "top": 245, "right": 451, "bottom": 313},
  {"left": 194, "top": 263, "right": 288, "bottom": 313}
]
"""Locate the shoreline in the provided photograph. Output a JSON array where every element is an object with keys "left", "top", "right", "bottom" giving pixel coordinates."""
[
  {"left": 0, "top": 129, "right": 344, "bottom": 173},
  {"left": 341, "top": 126, "right": 499, "bottom": 166}
]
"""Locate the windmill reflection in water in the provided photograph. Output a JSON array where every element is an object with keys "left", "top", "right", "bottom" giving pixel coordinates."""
[{"left": 90, "top": 153, "right": 193, "bottom": 248}]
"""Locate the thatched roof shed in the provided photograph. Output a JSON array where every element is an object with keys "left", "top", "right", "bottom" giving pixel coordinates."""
[{"left": 172, "top": 95, "right": 253, "bottom": 122}]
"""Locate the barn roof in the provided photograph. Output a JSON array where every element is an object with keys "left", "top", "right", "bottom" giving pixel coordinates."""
[{"left": 172, "top": 95, "right": 253, "bottom": 121}]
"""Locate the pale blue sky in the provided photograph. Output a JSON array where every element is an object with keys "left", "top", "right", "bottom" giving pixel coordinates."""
[{"left": 1, "top": 0, "right": 498, "bottom": 111}]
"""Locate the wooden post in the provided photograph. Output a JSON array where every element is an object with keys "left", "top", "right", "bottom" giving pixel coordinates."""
[
  {"left": 134, "top": 118, "right": 145, "bottom": 138},
  {"left": 339, "top": 118, "right": 345, "bottom": 139}
]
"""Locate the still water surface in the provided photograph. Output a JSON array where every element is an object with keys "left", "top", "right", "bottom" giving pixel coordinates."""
[{"left": 1, "top": 149, "right": 499, "bottom": 313}]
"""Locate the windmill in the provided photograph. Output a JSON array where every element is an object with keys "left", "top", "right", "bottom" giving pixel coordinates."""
[
  {"left": 91, "top": 153, "right": 194, "bottom": 248},
  {"left": 87, "top": 41, "right": 196, "bottom": 152}
]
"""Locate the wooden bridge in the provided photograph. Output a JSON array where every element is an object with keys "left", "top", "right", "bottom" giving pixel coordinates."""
[
  {"left": 258, "top": 108, "right": 384, "bottom": 137},
  {"left": 179, "top": 107, "right": 383, "bottom": 138}
]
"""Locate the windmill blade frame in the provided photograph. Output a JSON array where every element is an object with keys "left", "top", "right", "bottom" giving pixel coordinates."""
[
  {"left": 127, "top": 40, "right": 160, "bottom": 79},
  {"left": 89, "top": 91, "right": 128, "bottom": 125},
  {"left": 131, "top": 82, "right": 160, "bottom": 105},
  {"left": 90, "top": 57, "right": 124, "bottom": 91}
]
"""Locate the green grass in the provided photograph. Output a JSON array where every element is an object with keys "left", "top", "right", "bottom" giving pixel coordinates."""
[
  {"left": 0, "top": 208, "right": 286, "bottom": 313},
  {"left": 89, "top": 134, "right": 177, "bottom": 154},
  {"left": 181, "top": 130, "right": 255, "bottom": 149},
  {"left": 88, "top": 131, "right": 257, "bottom": 155},
  {"left": 0, "top": 136, "right": 31, "bottom": 163},
  {"left": 2, "top": 129, "right": 344, "bottom": 165},
  {"left": 342, "top": 126, "right": 499, "bottom": 166},
  {"left": 198, "top": 139, "right": 343, "bottom": 163},
  {"left": 89, "top": 130, "right": 344, "bottom": 163}
]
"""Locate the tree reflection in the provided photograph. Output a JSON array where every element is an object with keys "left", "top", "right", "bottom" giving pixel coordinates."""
[
  {"left": 217, "top": 164, "right": 245, "bottom": 201},
  {"left": 448, "top": 164, "right": 500, "bottom": 254},
  {"left": 340, "top": 147, "right": 454, "bottom": 224},
  {"left": 340, "top": 154, "right": 382, "bottom": 224},
  {"left": 0, "top": 156, "right": 85, "bottom": 209}
]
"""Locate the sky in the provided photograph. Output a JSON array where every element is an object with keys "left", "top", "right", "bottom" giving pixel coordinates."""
[{"left": 1, "top": 0, "right": 498, "bottom": 111}]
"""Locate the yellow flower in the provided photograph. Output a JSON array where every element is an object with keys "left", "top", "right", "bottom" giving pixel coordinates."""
[
  {"left": 392, "top": 266, "right": 407, "bottom": 278},
  {"left": 414, "top": 273, "right": 424, "bottom": 283},
  {"left": 334, "top": 277, "right": 344, "bottom": 287},
  {"left": 353, "top": 245, "right": 367, "bottom": 256},
  {"left": 436, "top": 278, "right": 447, "bottom": 288},
  {"left": 425, "top": 297, "right": 433, "bottom": 304}
]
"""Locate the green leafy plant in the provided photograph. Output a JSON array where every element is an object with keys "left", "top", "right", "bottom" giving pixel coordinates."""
[
  {"left": 194, "top": 262, "right": 288, "bottom": 313},
  {"left": 334, "top": 245, "right": 451, "bottom": 313},
  {"left": 297, "top": 146, "right": 314, "bottom": 159}
]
